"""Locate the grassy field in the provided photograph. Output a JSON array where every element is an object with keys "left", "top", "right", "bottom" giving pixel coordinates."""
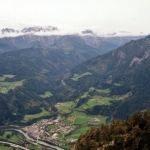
[
  {"left": 28, "top": 146, "right": 41, "bottom": 150},
  {"left": 55, "top": 87, "right": 130, "bottom": 149},
  {"left": 0, "top": 146, "right": 13, "bottom": 150},
  {"left": 0, "top": 74, "right": 15, "bottom": 81},
  {"left": 55, "top": 101, "right": 76, "bottom": 114},
  {"left": 71, "top": 72, "right": 92, "bottom": 81},
  {"left": 70, "top": 111, "right": 107, "bottom": 124},
  {"left": 39, "top": 91, "right": 53, "bottom": 98},
  {"left": 47, "top": 124, "right": 56, "bottom": 130},
  {"left": 61, "top": 124, "right": 93, "bottom": 149},
  {"left": 95, "top": 88, "right": 110, "bottom": 94},
  {"left": 0, "top": 131, "right": 21, "bottom": 143},
  {"left": 114, "top": 83, "right": 121, "bottom": 86},
  {"left": 23, "top": 108, "right": 50, "bottom": 122},
  {"left": 0, "top": 131, "right": 42, "bottom": 150},
  {"left": 0, "top": 80, "right": 24, "bottom": 94},
  {"left": 66, "top": 125, "right": 89, "bottom": 138},
  {"left": 0, "top": 74, "right": 24, "bottom": 94}
]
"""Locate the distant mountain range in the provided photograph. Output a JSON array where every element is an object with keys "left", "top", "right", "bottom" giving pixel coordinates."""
[
  {"left": 0, "top": 25, "right": 146, "bottom": 37},
  {"left": 0, "top": 34, "right": 144, "bottom": 53}
]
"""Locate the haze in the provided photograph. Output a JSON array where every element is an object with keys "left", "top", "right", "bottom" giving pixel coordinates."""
[{"left": 0, "top": 0, "right": 150, "bottom": 36}]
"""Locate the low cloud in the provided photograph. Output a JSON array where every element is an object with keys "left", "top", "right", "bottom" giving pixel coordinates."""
[{"left": 0, "top": 21, "right": 148, "bottom": 38}]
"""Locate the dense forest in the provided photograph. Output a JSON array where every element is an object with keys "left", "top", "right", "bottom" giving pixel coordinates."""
[{"left": 71, "top": 111, "right": 150, "bottom": 150}]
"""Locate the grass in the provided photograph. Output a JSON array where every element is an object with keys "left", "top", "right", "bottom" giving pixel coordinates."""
[
  {"left": 47, "top": 124, "right": 55, "bottom": 130},
  {"left": 61, "top": 114, "right": 107, "bottom": 149},
  {"left": 74, "top": 117, "right": 87, "bottom": 124},
  {"left": 23, "top": 108, "right": 50, "bottom": 122},
  {"left": 0, "top": 147, "right": 13, "bottom": 150},
  {"left": 114, "top": 83, "right": 121, "bottom": 86},
  {"left": 95, "top": 88, "right": 110, "bottom": 94},
  {"left": 0, "top": 131, "right": 21, "bottom": 144},
  {"left": 0, "top": 80, "right": 24, "bottom": 94},
  {"left": 71, "top": 72, "right": 92, "bottom": 81},
  {"left": 68, "top": 111, "right": 107, "bottom": 125},
  {"left": 78, "top": 91, "right": 131, "bottom": 110},
  {"left": 39, "top": 91, "right": 53, "bottom": 98},
  {"left": 28, "top": 146, "right": 42, "bottom": 150},
  {"left": 54, "top": 87, "right": 130, "bottom": 148},
  {"left": 61, "top": 124, "right": 90, "bottom": 149},
  {"left": 0, "top": 131, "right": 42, "bottom": 150},
  {"left": 56, "top": 132, "right": 63, "bottom": 138},
  {"left": 65, "top": 116, "right": 76, "bottom": 124},
  {"left": 66, "top": 125, "right": 89, "bottom": 139},
  {"left": 0, "top": 74, "right": 15, "bottom": 81},
  {"left": 55, "top": 101, "right": 76, "bottom": 114}
]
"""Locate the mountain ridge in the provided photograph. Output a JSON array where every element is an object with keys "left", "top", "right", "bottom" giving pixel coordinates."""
[
  {"left": 0, "top": 34, "right": 144, "bottom": 53},
  {"left": 60, "top": 35, "right": 150, "bottom": 120}
]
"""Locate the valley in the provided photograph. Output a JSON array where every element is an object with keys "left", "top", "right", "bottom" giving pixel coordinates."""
[
  {"left": 0, "top": 84, "right": 130, "bottom": 149},
  {"left": 0, "top": 34, "right": 150, "bottom": 150}
]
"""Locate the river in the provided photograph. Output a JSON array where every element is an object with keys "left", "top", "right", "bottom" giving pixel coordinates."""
[{"left": 4, "top": 128, "right": 64, "bottom": 150}]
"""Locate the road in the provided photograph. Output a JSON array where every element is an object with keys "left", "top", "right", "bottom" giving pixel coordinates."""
[{"left": 0, "top": 141, "right": 29, "bottom": 150}]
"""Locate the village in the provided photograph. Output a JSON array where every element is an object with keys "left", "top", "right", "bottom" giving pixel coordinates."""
[{"left": 22, "top": 116, "right": 76, "bottom": 146}]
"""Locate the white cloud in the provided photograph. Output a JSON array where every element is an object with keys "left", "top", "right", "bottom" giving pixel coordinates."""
[{"left": 0, "top": 0, "right": 150, "bottom": 35}]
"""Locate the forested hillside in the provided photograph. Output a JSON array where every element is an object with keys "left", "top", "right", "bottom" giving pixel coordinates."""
[
  {"left": 71, "top": 111, "right": 150, "bottom": 150},
  {"left": 59, "top": 35, "right": 150, "bottom": 120}
]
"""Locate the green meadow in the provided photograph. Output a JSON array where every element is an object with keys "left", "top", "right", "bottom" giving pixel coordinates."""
[
  {"left": 28, "top": 146, "right": 42, "bottom": 150},
  {"left": 0, "top": 80, "right": 24, "bottom": 94},
  {"left": 40, "top": 91, "right": 53, "bottom": 98},
  {"left": 55, "top": 101, "right": 76, "bottom": 114},
  {"left": 71, "top": 72, "right": 92, "bottom": 81},
  {"left": 23, "top": 108, "right": 50, "bottom": 122},
  {"left": 0, "top": 74, "right": 15, "bottom": 81},
  {"left": 0, "top": 74, "right": 24, "bottom": 94},
  {"left": 0, "top": 146, "right": 13, "bottom": 150},
  {"left": 55, "top": 87, "right": 130, "bottom": 149},
  {"left": 0, "top": 131, "right": 21, "bottom": 143},
  {"left": 0, "top": 131, "right": 42, "bottom": 150},
  {"left": 47, "top": 124, "right": 56, "bottom": 130}
]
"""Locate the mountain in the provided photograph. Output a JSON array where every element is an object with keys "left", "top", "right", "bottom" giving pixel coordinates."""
[
  {"left": 70, "top": 111, "right": 150, "bottom": 150},
  {"left": 0, "top": 33, "right": 144, "bottom": 53},
  {"left": 0, "top": 31, "right": 148, "bottom": 125},
  {"left": 59, "top": 35, "right": 150, "bottom": 120},
  {"left": 0, "top": 38, "right": 112, "bottom": 125}
]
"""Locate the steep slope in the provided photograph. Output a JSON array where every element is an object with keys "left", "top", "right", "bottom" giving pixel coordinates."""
[
  {"left": 0, "top": 41, "right": 102, "bottom": 125},
  {"left": 0, "top": 35, "right": 149, "bottom": 125},
  {"left": 71, "top": 111, "right": 150, "bottom": 150},
  {"left": 60, "top": 35, "right": 150, "bottom": 120}
]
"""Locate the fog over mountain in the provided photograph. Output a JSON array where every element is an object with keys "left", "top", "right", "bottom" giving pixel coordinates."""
[
  {"left": 0, "top": 24, "right": 148, "bottom": 38},
  {"left": 0, "top": 0, "right": 150, "bottom": 38}
]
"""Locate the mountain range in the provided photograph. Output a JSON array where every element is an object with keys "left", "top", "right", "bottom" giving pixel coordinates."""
[
  {"left": 60, "top": 35, "right": 150, "bottom": 120},
  {"left": 0, "top": 31, "right": 149, "bottom": 126},
  {"left": 0, "top": 33, "right": 144, "bottom": 53}
]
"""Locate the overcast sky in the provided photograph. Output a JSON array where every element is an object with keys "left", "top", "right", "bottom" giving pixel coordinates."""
[{"left": 0, "top": 0, "right": 150, "bottom": 35}]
